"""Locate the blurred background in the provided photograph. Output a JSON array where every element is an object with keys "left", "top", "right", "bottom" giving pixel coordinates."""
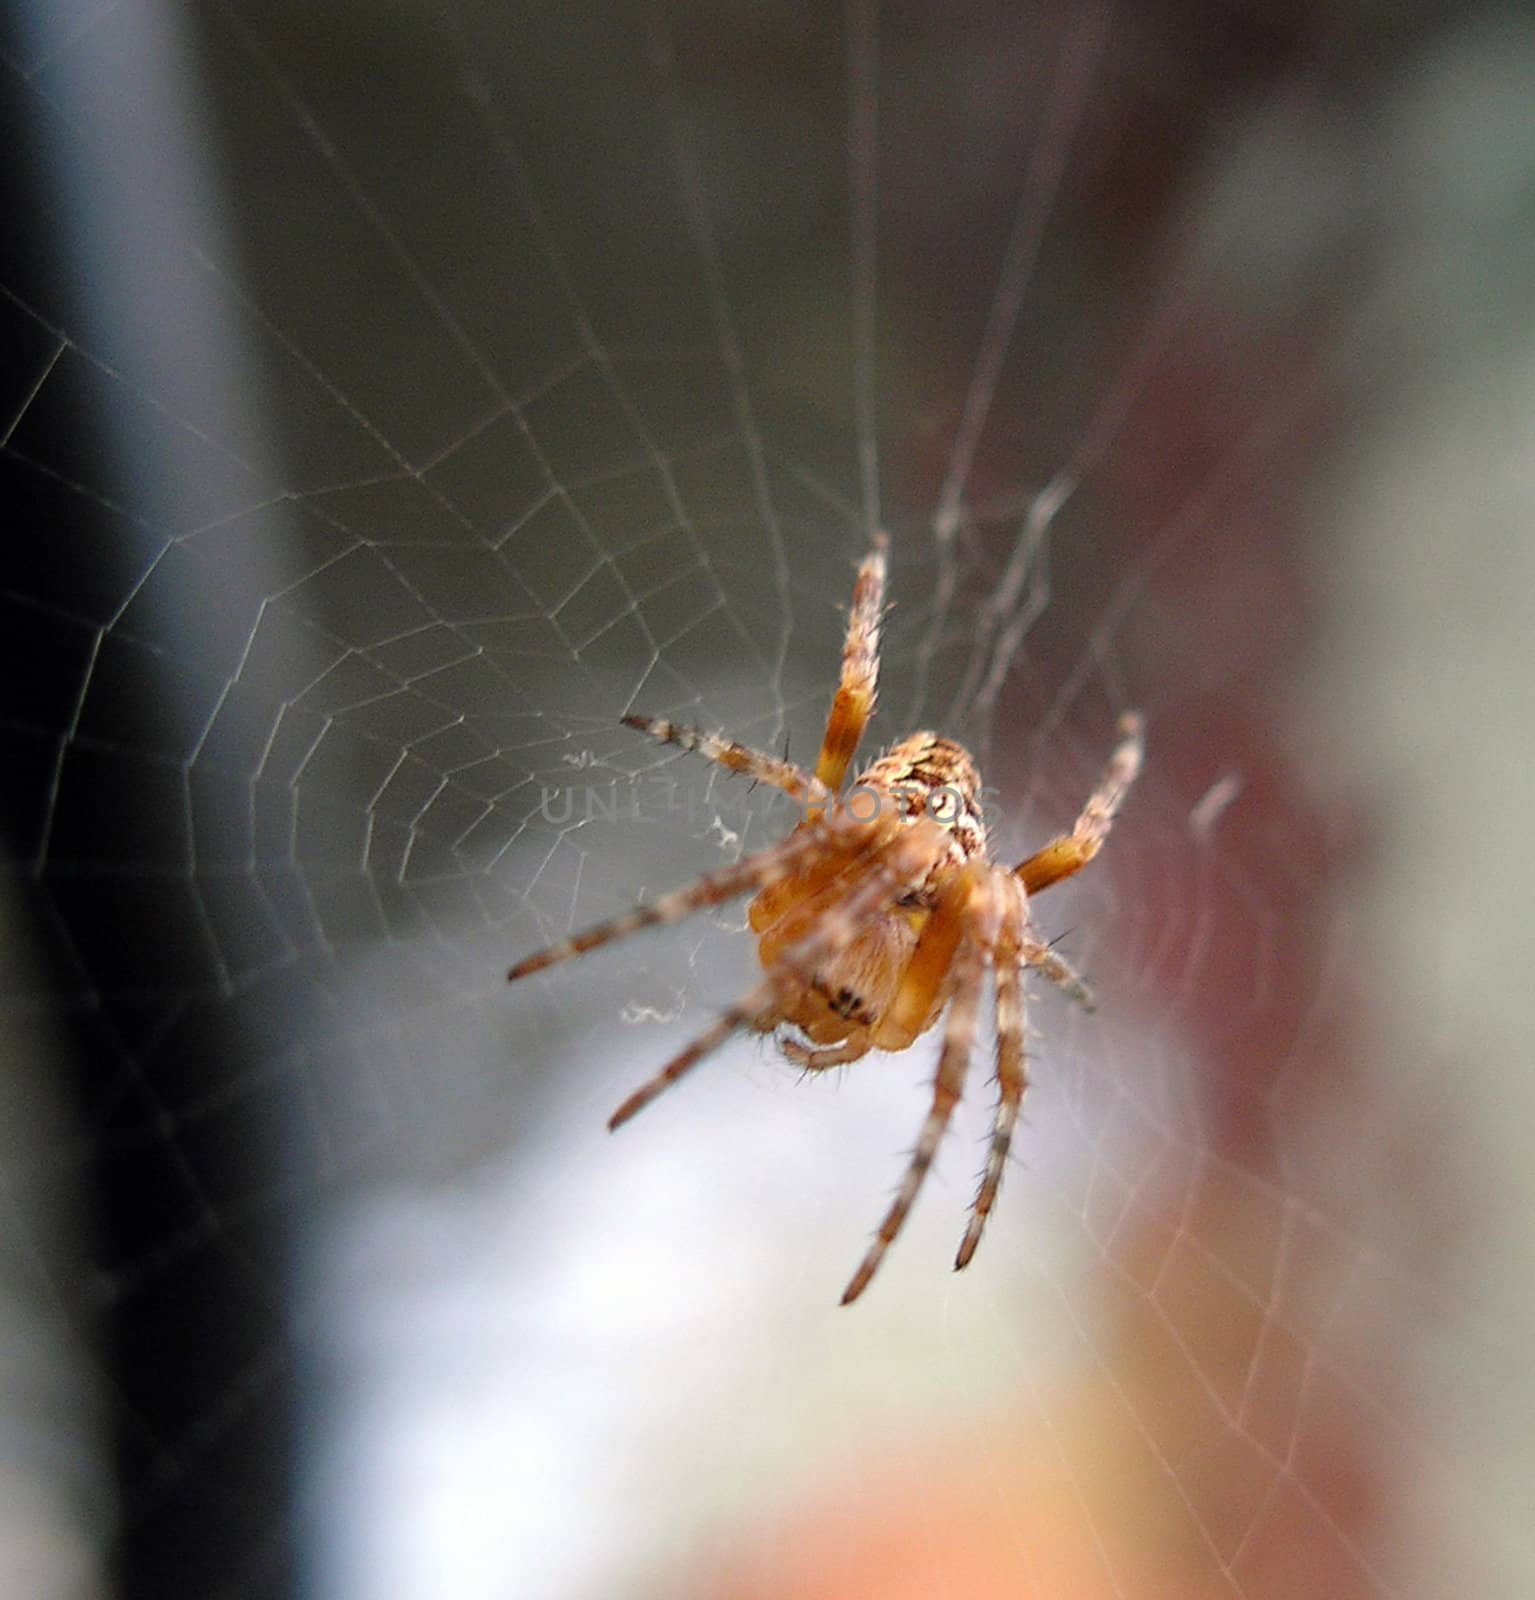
[{"left": 3, "top": 1, "right": 1534, "bottom": 1596}]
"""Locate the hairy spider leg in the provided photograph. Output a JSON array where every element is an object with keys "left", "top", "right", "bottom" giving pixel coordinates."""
[
  {"left": 620, "top": 715, "right": 827, "bottom": 809},
  {"left": 1013, "top": 711, "right": 1145, "bottom": 895},
  {"left": 1020, "top": 935, "right": 1096, "bottom": 1012},
  {"left": 815, "top": 534, "right": 888, "bottom": 794},
  {"left": 605, "top": 976, "right": 781, "bottom": 1130},
  {"left": 956, "top": 884, "right": 1029, "bottom": 1269},
  {"left": 781, "top": 1035, "right": 872, "bottom": 1071},
  {"left": 507, "top": 826, "right": 828, "bottom": 982},
  {"left": 841, "top": 863, "right": 1001, "bottom": 1303}
]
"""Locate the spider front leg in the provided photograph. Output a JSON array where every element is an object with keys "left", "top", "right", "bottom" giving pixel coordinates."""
[
  {"left": 620, "top": 715, "right": 827, "bottom": 809},
  {"left": 815, "top": 534, "right": 887, "bottom": 793},
  {"left": 507, "top": 826, "right": 825, "bottom": 982},
  {"left": 1014, "top": 711, "right": 1144, "bottom": 895}
]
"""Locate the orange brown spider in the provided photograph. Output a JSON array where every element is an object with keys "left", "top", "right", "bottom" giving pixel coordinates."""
[{"left": 509, "top": 535, "right": 1143, "bottom": 1303}]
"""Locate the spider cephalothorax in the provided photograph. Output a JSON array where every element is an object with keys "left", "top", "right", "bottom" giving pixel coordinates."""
[
  {"left": 510, "top": 536, "right": 1143, "bottom": 1303},
  {"left": 853, "top": 732, "right": 987, "bottom": 857}
]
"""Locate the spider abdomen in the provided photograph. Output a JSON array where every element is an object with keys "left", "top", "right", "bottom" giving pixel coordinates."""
[{"left": 793, "top": 915, "right": 918, "bottom": 1041}]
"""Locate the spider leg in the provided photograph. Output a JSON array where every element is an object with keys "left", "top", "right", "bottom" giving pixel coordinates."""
[
  {"left": 606, "top": 815, "right": 938, "bottom": 1130},
  {"left": 870, "top": 859, "right": 976, "bottom": 1053},
  {"left": 1020, "top": 935, "right": 1096, "bottom": 1013},
  {"left": 621, "top": 715, "right": 827, "bottom": 809},
  {"left": 841, "top": 867, "right": 1001, "bottom": 1305},
  {"left": 608, "top": 976, "right": 778, "bottom": 1128},
  {"left": 956, "top": 884, "right": 1029, "bottom": 1270},
  {"left": 781, "top": 1033, "right": 872, "bottom": 1071},
  {"left": 508, "top": 826, "right": 827, "bottom": 982},
  {"left": 1014, "top": 711, "right": 1144, "bottom": 895},
  {"left": 815, "top": 535, "right": 887, "bottom": 793}
]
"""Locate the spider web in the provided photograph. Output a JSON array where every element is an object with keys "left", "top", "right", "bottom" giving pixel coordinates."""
[{"left": 3, "top": 2, "right": 1533, "bottom": 1597}]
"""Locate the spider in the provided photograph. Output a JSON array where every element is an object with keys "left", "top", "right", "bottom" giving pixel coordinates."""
[{"left": 509, "top": 535, "right": 1143, "bottom": 1303}]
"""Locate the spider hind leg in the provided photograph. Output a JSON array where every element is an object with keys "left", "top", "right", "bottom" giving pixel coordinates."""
[
  {"left": 955, "top": 925, "right": 1028, "bottom": 1270},
  {"left": 841, "top": 865, "right": 1001, "bottom": 1304}
]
